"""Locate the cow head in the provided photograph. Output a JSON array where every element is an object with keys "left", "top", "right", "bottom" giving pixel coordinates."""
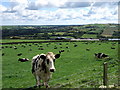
[{"left": 40, "top": 52, "right": 60, "bottom": 72}]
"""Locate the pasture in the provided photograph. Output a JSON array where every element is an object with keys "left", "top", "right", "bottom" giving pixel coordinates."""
[{"left": 1, "top": 41, "right": 119, "bottom": 88}]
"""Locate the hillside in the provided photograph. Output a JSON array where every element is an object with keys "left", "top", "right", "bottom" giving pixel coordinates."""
[
  {"left": 101, "top": 25, "right": 118, "bottom": 37},
  {"left": 1, "top": 24, "right": 119, "bottom": 39}
]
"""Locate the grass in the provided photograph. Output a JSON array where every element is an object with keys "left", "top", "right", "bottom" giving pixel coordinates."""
[
  {"left": 1, "top": 41, "right": 119, "bottom": 88},
  {"left": 55, "top": 32, "right": 65, "bottom": 35},
  {"left": 1, "top": 39, "right": 48, "bottom": 43},
  {"left": 82, "top": 34, "right": 97, "bottom": 38}
]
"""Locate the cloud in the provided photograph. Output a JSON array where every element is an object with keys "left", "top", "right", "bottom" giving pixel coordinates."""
[
  {"left": 2, "top": 0, "right": 28, "bottom": 13},
  {"left": 59, "top": 2, "right": 91, "bottom": 8},
  {"left": 26, "top": 0, "right": 92, "bottom": 10},
  {"left": 1, "top": 0, "right": 119, "bottom": 25},
  {"left": 0, "top": 5, "right": 7, "bottom": 12}
]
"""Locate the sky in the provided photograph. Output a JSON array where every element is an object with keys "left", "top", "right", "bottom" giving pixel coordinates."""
[{"left": 0, "top": 0, "right": 119, "bottom": 25}]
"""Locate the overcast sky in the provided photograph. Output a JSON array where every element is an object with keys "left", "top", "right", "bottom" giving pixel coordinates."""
[{"left": 0, "top": 0, "right": 119, "bottom": 25}]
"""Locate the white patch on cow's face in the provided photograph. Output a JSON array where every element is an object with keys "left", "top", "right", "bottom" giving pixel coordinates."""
[{"left": 45, "top": 55, "right": 56, "bottom": 72}]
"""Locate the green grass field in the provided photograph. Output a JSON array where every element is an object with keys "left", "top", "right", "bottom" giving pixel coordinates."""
[
  {"left": 1, "top": 39, "right": 47, "bottom": 43},
  {"left": 1, "top": 41, "right": 119, "bottom": 88},
  {"left": 82, "top": 34, "right": 97, "bottom": 38}
]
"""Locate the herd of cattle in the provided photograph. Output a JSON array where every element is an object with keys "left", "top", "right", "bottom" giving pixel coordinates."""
[{"left": 1, "top": 41, "right": 117, "bottom": 88}]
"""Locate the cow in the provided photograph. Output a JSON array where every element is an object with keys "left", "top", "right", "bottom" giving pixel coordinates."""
[
  {"left": 13, "top": 46, "right": 17, "bottom": 49},
  {"left": 17, "top": 53, "right": 22, "bottom": 56},
  {"left": 111, "top": 47, "right": 115, "bottom": 49},
  {"left": 86, "top": 48, "right": 90, "bottom": 51},
  {"left": 74, "top": 45, "right": 78, "bottom": 47},
  {"left": 38, "top": 48, "right": 44, "bottom": 50},
  {"left": 59, "top": 50, "right": 65, "bottom": 54},
  {"left": 18, "top": 58, "right": 29, "bottom": 62},
  {"left": 2, "top": 53, "right": 5, "bottom": 56},
  {"left": 32, "top": 52, "right": 60, "bottom": 88},
  {"left": 94, "top": 53, "right": 109, "bottom": 59},
  {"left": 66, "top": 46, "right": 69, "bottom": 49}
]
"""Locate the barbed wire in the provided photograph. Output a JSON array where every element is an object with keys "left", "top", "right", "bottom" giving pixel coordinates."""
[
  {"left": 53, "top": 73, "right": 102, "bottom": 88},
  {"left": 52, "top": 71, "right": 102, "bottom": 88},
  {"left": 50, "top": 67, "right": 102, "bottom": 83},
  {"left": 50, "top": 66, "right": 118, "bottom": 88}
]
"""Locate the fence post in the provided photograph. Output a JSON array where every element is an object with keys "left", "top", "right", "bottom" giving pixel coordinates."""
[{"left": 103, "top": 62, "right": 108, "bottom": 87}]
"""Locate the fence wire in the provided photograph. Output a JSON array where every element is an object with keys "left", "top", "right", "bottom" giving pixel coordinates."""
[{"left": 49, "top": 66, "right": 118, "bottom": 88}]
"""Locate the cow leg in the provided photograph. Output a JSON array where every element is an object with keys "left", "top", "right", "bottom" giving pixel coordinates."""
[
  {"left": 33, "top": 75, "right": 41, "bottom": 88},
  {"left": 44, "top": 82, "right": 50, "bottom": 88},
  {"left": 36, "top": 76, "right": 41, "bottom": 87}
]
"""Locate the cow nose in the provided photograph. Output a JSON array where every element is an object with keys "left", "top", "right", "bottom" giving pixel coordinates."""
[{"left": 50, "top": 69, "right": 55, "bottom": 72}]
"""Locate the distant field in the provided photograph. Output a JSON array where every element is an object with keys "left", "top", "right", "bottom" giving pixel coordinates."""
[
  {"left": 1, "top": 41, "right": 118, "bottom": 88},
  {"left": 81, "top": 34, "right": 97, "bottom": 38},
  {"left": 55, "top": 32, "right": 65, "bottom": 35},
  {"left": 101, "top": 25, "right": 117, "bottom": 37}
]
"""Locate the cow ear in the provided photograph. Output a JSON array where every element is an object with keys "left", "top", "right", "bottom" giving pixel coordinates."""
[
  {"left": 40, "top": 55, "right": 46, "bottom": 59},
  {"left": 55, "top": 54, "right": 60, "bottom": 59}
]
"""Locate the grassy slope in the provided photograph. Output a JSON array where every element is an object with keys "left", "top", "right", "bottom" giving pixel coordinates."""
[
  {"left": 2, "top": 41, "right": 118, "bottom": 88},
  {"left": 101, "top": 25, "right": 117, "bottom": 37}
]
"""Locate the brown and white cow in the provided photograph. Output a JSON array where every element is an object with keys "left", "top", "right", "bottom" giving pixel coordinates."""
[{"left": 32, "top": 52, "right": 60, "bottom": 88}]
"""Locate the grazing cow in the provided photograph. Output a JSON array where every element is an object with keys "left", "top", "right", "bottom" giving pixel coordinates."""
[
  {"left": 2, "top": 53, "right": 5, "bottom": 56},
  {"left": 9, "top": 46, "right": 12, "bottom": 48},
  {"left": 13, "top": 46, "right": 17, "bottom": 49},
  {"left": 66, "top": 46, "right": 69, "bottom": 49},
  {"left": 29, "top": 44, "right": 32, "bottom": 46},
  {"left": 17, "top": 53, "right": 22, "bottom": 56},
  {"left": 32, "top": 52, "right": 60, "bottom": 88},
  {"left": 74, "top": 45, "right": 78, "bottom": 47},
  {"left": 38, "top": 48, "right": 44, "bottom": 50},
  {"left": 21, "top": 45, "right": 26, "bottom": 48},
  {"left": 86, "top": 48, "right": 90, "bottom": 51},
  {"left": 94, "top": 53, "right": 109, "bottom": 59},
  {"left": 59, "top": 50, "right": 65, "bottom": 53},
  {"left": 18, "top": 58, "right": 29, "bottom": 62},
  {"left": 5, "top": 46, "right": 8, "bottom": 48},
  {"left": 111, "top": 47, "right": 115, "bottom": 49},
  {"left": 59, "top": 43, "right": 62, "bottom": 45}
]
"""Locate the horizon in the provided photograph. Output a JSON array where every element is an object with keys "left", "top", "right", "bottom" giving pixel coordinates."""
[{"left": 1, "top": 23, "right": 118, "bottom": 26}]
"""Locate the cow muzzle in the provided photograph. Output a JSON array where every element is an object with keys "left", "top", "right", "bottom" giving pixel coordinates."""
[{"left": 50, "top": 69, "right": 55, "bottom": 72}]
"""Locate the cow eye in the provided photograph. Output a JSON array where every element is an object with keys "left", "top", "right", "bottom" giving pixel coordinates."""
[{"left": 47, "top": 59, "right": 49, "bottom": 64}]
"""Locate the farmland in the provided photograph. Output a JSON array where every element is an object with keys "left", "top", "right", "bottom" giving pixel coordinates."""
[
  {"left": 1, "top": 40, "right": 119, "bottom": 88},
  {"left": 1, "top": 24, "right": 119, "bottom": 40}
]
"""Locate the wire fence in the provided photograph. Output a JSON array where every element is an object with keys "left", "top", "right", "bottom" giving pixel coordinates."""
[
  {"left": 49, "top": 62, "right": 118, "bottom": 88},
  {"left": 51, "top": 71, "right": 102, "bottom": 88}
]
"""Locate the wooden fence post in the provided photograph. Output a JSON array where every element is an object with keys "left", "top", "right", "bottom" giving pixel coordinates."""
[{"left": 103, "top": 62, "right": 108, "bottom": 87}]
